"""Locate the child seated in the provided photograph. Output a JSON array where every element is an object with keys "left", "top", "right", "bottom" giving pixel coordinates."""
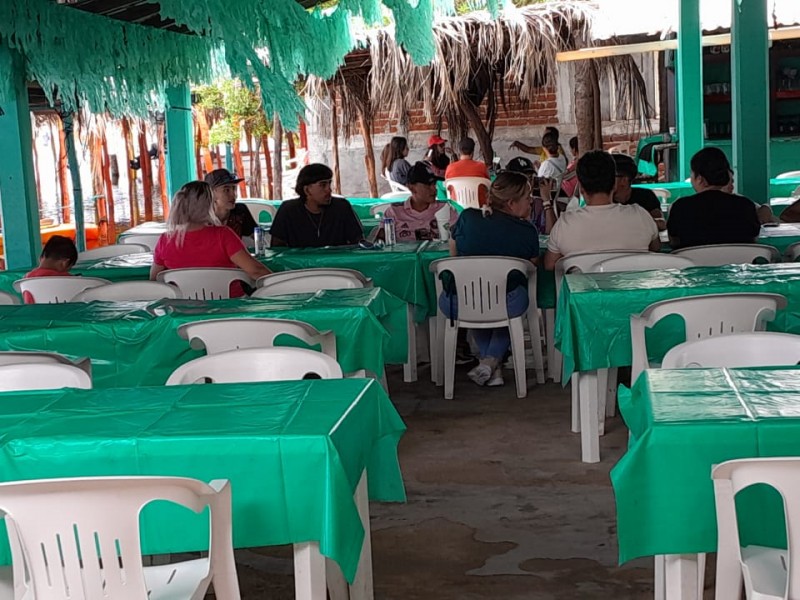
[{"left": 26, "top": 236, "right": 78, "bottom": 278}]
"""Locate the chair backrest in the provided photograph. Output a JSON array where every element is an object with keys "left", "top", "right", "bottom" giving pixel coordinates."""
[
  {"left": 672, "top": 244, "right": 781, "bottom": 266},
  {"left": 0, "top": 351, "right": 92, "bottom": 376},
  {"left": 430, "top": 256, "right": 534, "bottom": 323},
  {"left": 118, "top": 233, "right": 162, "bottom": 251},
  {"left": 76, "top": 244, "right": 150, "bottom": 263},
  {"left": 72, "top": 281, "right": 182, "bottom": 302},
  {"left": 554, "top": 250, "right": 650, "bottom": 300},
  {"left": 650, "top": 188, "right": 672, "bottom": 201},
  {"left": 379, "top": 192, "right": 411, "bottom": 201},
  {"left": 0, "top": 363, "right": 92, "bottom": 391},
  {"left": 662, "top": 332, "right": 800, "bottom": 369},
  {"left": 165, "top": 347, "right": 343, "bottom": 384},
  {"left": 177, "top": 317, "right": 337, "bottom": 359},
  {"left": 12, "top": 277, "right": 111, "bottom": 304},
  {"left": 0, "top": 291, "right": 20, "bottom": 305},
  {"left": 444, "top": 177, "right": 491, "bottom": 210},
  {"left": 589, "top": 254, "right": 696, "bottom": 273},
  {"left": 254, "top": 268, "right": 370, "bottom": 297},
  {"left": 0, "top": 476, "right": 231, "bottom": 600},
  {"left": 787, "top": 241, "right": 800, "bottom": 262},
  {"left": 712, "top": 458, "right": 800, "bottom": 599},
  {"left": 793, "top": 185, "right": 800, "bottom": 199},
  {"left": 237, "top": 200, "right": 276, "bottom": 224},
  {"left": 630, "top": 292, "right": 787, "bottom": 383},
  {"left": 776, "top": 170, "right": 800, "bottom": 180},
  {"left": 384, "top": 170, "right": 411, "bottom": 193},
  {"left": 157, "top": 268, "right": 252, "bottom": 300},
  {"left": 369, "top": 202, "right": 394, "bottom": 216}
]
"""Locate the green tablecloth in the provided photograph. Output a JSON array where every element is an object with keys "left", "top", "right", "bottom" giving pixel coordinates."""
[
  {"left": 0, "top": 289, "right": 408, "bottom": 387},
  {"left": 0, "top": 378, "right": 406, "bottom": 581},
  {"left": 556, "top": 264, "right": 800, "bottom": 381},
  {"left": 611, "top": 368, "right": 800, "bottom": 563}
]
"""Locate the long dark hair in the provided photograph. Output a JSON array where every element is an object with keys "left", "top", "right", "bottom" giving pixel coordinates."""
[{"left": 380, "top": 136, "right": 408, "bottom": 173}]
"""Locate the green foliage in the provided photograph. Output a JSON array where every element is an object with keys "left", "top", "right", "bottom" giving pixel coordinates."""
[
  {"left": 195, "top": 79, "right": 272, "bottom": 144},
  {"left": 209, "top": 119, "right": 237, "bottom": 145}
]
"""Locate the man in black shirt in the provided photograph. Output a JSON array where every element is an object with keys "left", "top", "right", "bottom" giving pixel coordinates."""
[
  {"left": 667, "top": 148, "right": 760, "bottom": 249},
  {"left": 612, "top": 154, "right": 666, "bottom": 231},
  {"left": 270, "top": 164, "right": 363, "bottom": 248}
]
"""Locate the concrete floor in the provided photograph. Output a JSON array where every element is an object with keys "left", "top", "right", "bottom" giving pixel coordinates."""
[{"left": 232, "top": 364, "right": 679, "bottom": 599}]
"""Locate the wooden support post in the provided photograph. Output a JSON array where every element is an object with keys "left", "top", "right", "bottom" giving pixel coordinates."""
[
  {"left": 261, "top": 135, "right": 274, "bottom": 200},
  {"left": 330, "top": 89, "right": 341, "bottom": 194},
  {"left": 101, "top": 132, "right": 116, "bottom": 242},
  {"left": 272, "top": 115, "right": 284, "bottom": 200},
  {"left": 156, "top": 118, "right": 169, "bottom": 218},
  {"left": 59, "top": 111, "right": 86, "bottom": 252},
  {"left": 57, "top": 117, "right": 71, "bottom": 223},
  {"left": 138, "top": 121, "right": 153, "bottom": 222},
  {"left": 358, "top": 111, "right": 379, "bottom": 198},
  {"left": 121, "top": 117, "right": 140, "bottom": 226}
]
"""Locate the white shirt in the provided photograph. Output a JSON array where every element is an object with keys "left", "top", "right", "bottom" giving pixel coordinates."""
[
  {"left": 537, "top": 155, "right": 567, "bottom": 179},
  {"left": 547, "top": 203, "right": 659, "bottom": 257}
]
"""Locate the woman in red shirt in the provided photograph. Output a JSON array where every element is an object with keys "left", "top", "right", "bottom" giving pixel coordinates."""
[{"left": 150, "top": 181, "right": 270, "bottom": 296}]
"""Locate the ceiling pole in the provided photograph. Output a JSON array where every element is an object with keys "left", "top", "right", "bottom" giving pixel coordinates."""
[
  {"left": 731, "top": 0, "right": 770, "bottom": 203},
  {"left": 0, "top": 44, "right": 41, "bottom": 269},
  {"left": 677, "top": 0, "right": 704, "bottom": 181},
  {"left": 165, "top": 84, "right": 195, "bottom": 199},
  {"left": 58, "top": 110, "right": 86, "bottom": 252}
]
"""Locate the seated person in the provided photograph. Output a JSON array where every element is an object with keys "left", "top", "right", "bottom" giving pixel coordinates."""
[
  {"left": 667, "top": 148, "right": 760, "bottom": 249},
  {"left": 424, "top": 135, "right": 451, "bottom": 178},
  {"left": 441, "top": 171, "right": 539, "bottom": 388},
  {"left": 544, "top": 150, "right": 660, "bottom": 270},
  {"left": 26, "top": 236, "right": 77, "bottom": 278},
  {"left": 270, "top": 164, "right": 363, "bottom": 248},
  {"left": 560, "top": 136, "right": 580, "bottom": 199},
  {"left": 506, "top": 157, "right": 554, "bottom": 234},
  {"left": 724, "top": 169, "right": 777, "bottom": 225},
  {"left": 537, "top": 132, "right": 567, "bottom": 182},
  {"left": 612, "top": 154, "right": 666, "bottom": 231},
  {"left": 444, "top": 138, "right": 490, "bottom": 179},
  {"left": 381, "top": 136, "right": 412, "bottom": 185},
  {"left": 379, "top": 163, "right": 458, "bottom": 242},
  {"left": 204, "top": 169, "right": 257, "bottom": 240},
  {"left": 150, "top": 181, "right": 270, "bottom": 297}
]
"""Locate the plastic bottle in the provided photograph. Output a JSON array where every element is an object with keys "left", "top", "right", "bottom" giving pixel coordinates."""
[{"left": 383, "top": 217, "right": 396, "bottom": 246}]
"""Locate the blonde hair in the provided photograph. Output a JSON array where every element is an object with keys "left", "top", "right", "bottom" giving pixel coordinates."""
[
  {"left": 166, "top": 181, "right": 220, "bottom": 246},
  {"left": 488, "top": 171, "right": 531, "bottom": 211}
]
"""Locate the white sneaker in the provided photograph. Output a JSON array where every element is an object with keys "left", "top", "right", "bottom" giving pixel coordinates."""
[
  {"left": 467, "top": 363, "right": 492, "bottom": 386},
  {"left": 487, "top": 368, "right": 504, "bottom": 387}
]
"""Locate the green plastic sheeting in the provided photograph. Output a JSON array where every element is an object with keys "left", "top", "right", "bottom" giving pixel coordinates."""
[
  {"left": 0, "top": 378, "right": 406, "bottom": 582},
  {"left": 556, "top": 264, "right": 800, "bottom": 381},
  {"left": 0, "top": 289, "right": 408, "bottom": 387},
  {"left": 611, "top": 368, "right": 800, "bottom": 564}
]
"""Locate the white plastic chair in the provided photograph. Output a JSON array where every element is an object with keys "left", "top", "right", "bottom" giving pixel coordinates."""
[
  {"left": 0, "top": 291, "right": 19, "bottom": 306},
  {"left": 379, "top": 192, "right": 410, "bottom": 201},
  {"left": 775, "top": 170, "right": 800, "bottom": 179},
  {"left": 0, "top": 351, "right": 92, "bottom": 377},
  {"left": 157, "top": 268, "right": 252, "bottom": 300},
  {"left": 630, "top": 292, "right": 787, "bottom": 385},
  {"left": 73, "top": 281, "right": 182, "bottom": 302},
  {"left": 13, "top": 276, "right": 111, "bottom": 304},
  {"left": 589, "top": 254, "right": 696, "bottom": 272},
  {"left": 444, "top": 177, "right": 491, "bottom": 210},
  {"left": 76, "top": 243, "right": 151, "bottom": 263},
  {"left": 786, "top": 241, "right": 800, "bottom": 262},
  {"left": 672, "top": 244, "right": 781, "bottom": 266},
  {"left": 430, "top": 256, "right": 544, "bottom": 399},
  {"left": 0, "top": 363, "right": 92, "bottom": 391},
  {"left": 650, "top": 188, "right": 672, "bottom": 202},
  {"left": 0, "top": 476, "right": 239, "bottom": 600},
  {"left": 178, "top": 318, "right": 337, "bottom": 359},
  {"left": 384, "top": 170, "right": 411, "bottom": 194},
  {"left": 166, "top": 347, "right": 343, "bottom": 384},
  {"left": 237, "top": 200, "right": 276, "bottom": 224},
  {"left": 793, "top": 185, "right": 800, "bottom": 199},
  {"left": 254, "top": 268, "right": 370, "bottom": 297},
  {"left": 712, "top": 458, "right": 800, "bottom": 600},
  {"left": 662, "top": 332, "right": 800, "bottom": 369},
  {"left": 369, "top": 202, "right": 394, "bottom": 216},
  {"left": 119, "top": 233, "right": 162, "bottom": 251}
]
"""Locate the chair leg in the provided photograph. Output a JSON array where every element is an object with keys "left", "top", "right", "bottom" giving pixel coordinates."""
[
  {"left": 605, "top": 367, "right": 618, "bottom": 418},
  {"left": 571, "top": 373, "right": 580, "bottom": 433},
  {"left": 326, "top": 560, "right": 348, "bottom": 600},
  {"left": 403, "top": 304, "right": 418, "bottom": 383},
  {"left": 578, "top": 371, "right": 600, "bottom": 463},
  {"left": 527, "top": 308, "right": 545, "bottom": 385},
  {"left": 597, "top": 368, "right": 608, "bottom": 437},
  {"left": 509, "top": 320, "right": 528, "bottom": 398},
  {"left": 428, "top": 318, "right": 439, "bottom": 385},
  {"left": 435, "top": 315, "right": 445, "bottom": 387},
  {"left": 350, "top": 472, "right": 374, "bottom": 600},
  {"left": 664, "top": 554, "right": 701, "bottom": 600},
  {"left": 544, "top": 308, "right": 556, "bottom": 381},
  {"left": 443, "top": 323, "right": 458, "bottom": 399}
]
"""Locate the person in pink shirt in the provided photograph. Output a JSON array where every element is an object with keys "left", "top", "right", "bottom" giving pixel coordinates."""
[
  {"left": 26, "top": 236, "right": 78, "bottom": 279},
  {"left": 150, "top": 181, "right": 271, "bottom": 297},
  {"left": 379, "top": 163, "right": 458, "bottom": 242}
]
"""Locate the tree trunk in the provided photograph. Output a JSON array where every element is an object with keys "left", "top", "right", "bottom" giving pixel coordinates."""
[
  {"left": 31, "top": 130, "right": 42, "bottom": 211},
  {"left": 138, "top": 122, "right": 153, "bottom": 222},
  {"left": 251, "top": 136, "right": 263, "bottom": 198},
  {"left": 157, "top": 120, "right": 169, "bottom": 219},
  {"left": 299, "top": 120, "right": 309, "bottom": 166},
  {"left": 272, "top": 116, "right": 283, "bottom": 200},
  {"left": 231, "top": 119, "right": 247, "bottom": 197},
  {"left": 330, "top": 89, "right": 341, "bottom": 193},
  {"left": 590, "top": 60, "right": 603, "bottom": 150},
  {"left": 121, "top": 117, "right": 140, "bottom": 226},
  {"left": 461, "top": 100, "right": 494, "bottom": 165},
  {"left": 245, "top": 129, "right": 258, "bottom": 197},
  {"left": 261, "top": 135, "right": 274, "bottom": 200},
  {"left": 57, "top": 117, "right": 71, "bottom": 223},
  {"left": 101, "top": 131, "right": 116, "bottom": 242},
  {"left": 357, "top": 111, "right": 379, "bottom": 198},
  {"left": 574, "top": 61, "right": 597, "bottom": 156},
  {"left": 287, "top": 132, "right": 296, "bottom": 160},
  {"left": 89, "top": 132, "right": 107, "bottom": 245},
  {"left": 215, "top": 145, "right": 223, "bottom": 169}
]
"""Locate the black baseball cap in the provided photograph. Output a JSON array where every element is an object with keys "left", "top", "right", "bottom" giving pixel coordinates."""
[
  {"left": 506, "top": 156, "right": 535, "bottom": 174},
  {"left": 205, "top": 169, "right": 244, "bottom": 188},
  {"left": 407, "top": 162, "right": 439, "bottom": 185}
]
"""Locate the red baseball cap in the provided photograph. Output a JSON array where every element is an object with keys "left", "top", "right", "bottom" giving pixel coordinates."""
[{"left": 428, "top": 134, "right": 447, "bottom": 146}]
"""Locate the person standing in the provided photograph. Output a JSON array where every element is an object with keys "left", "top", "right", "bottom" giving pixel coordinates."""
[{"left": 204, "top": 169, "right": 258, "bottom": 240}]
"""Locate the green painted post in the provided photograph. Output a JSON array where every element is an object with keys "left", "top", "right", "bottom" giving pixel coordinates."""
[
  {"left": 165, "top": 84, "right": 195, "bottom": 198},
  {"left": 676, "top": 0, "right": 704, "bottom": 180},
  {"left": 225, "top": 143, "right": 233, "bottom": 172},
  {"left": 59, "top": 112, "right": 86, "bottom": 252},
  {"left": 731, "top": 0, "right": 770, "bottom": 203},
  {"left": 0, "top": 45, "right": 41, "bottom": 270}
]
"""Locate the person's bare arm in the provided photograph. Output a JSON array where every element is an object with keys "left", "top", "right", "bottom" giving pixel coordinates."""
[
  {"left": 544, "top": 250, "right": 562, "bottom": 271},
  {"left": 650, "top": 208, "right": 667, "bottom": 231},
  {"left": 509, "top": 141, "right": 541, "bottom": 156},
  {"left": 781, "top": 198, "right": 800, "bottom": 223},
  {"left": 757, "top": 204, "right": 778, "bottom": 224},
  {"left": 648, "top": 236, "right": 663, "bottom": 252},
  {"left": 230, "top": 249, "right": 272, "bottom": 280},
  {"left": 149, "top": 263, "right": 166, "bottom": 281},
  {"left": 448, "top": 239, "right": 457, "bottom": 256}
]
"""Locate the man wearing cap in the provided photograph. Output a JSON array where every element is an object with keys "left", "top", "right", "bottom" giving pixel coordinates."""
[
  {"left": 444, "top": 138, "right": 490, "bottom": 180},
  {"left": 379, "top": 162, "right": 458, "bottom": 242},
  {"left": 270, "top": 163, "right": 363, "bottom": 248},
  {"left": 204, "top": 169, "right": 258, "bottom": 241},
  {"left": 424, "top": 134, "right": 451, "bottom": 178}
]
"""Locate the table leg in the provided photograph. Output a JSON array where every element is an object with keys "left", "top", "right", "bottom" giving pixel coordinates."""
[
  {"left": 326, "top": 559, "right": 349, "bottom": 600},
  {"left": 403, "top": 304, "right": 418, "bottom": 383},
  {"left": 578, "top": 371, "right": 600, "bottom": 463},
  {"left": 544, "top": 308, "right": 557, "bottom": 382},
  {"left": 293, "top": 542, "right": 327, "bottom": 600},
  {"left": 571, "top": 373, "right": 580, "bottom": 433},
  {"left": 663, "top": 554, "right": 700, "bottom": 600},
  {"left": 428, "top": 317, "right": 439, "bottom": 385},
  {"left": 605, "top": 367, "right": 618, "bottom": 418},
  {"left": 597, "top": 369, "right": 608, "bottom": 437},
  {"left": 350, "top": 472, "right": 374, "bottom": 600}
]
